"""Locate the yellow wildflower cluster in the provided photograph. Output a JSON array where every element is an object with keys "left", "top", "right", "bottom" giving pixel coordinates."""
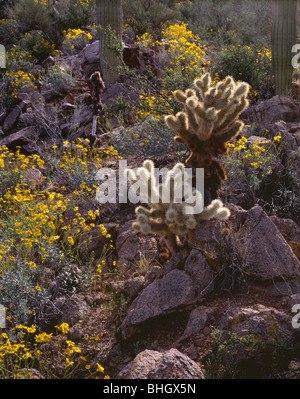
[
  {"left": 4, "top": 70, "right": 34, "bottom": 99},
  {"left": 33, "top": 0, "right": 48, "bottom": 5},
  {"left": 161, "top": 23, "right": 208, "bottom": 77},
  {"left": 64, "top": 28, "right": 92, "bottom": 41},
  {"left": 0, "top": 141, "right": 119, "bottom": 279},
  {"left": 223, "top": 132, "right": 282, "bottom": 189},
  {"left": 136, "top": 32, "right": 154, "bottom": 49},
  {"left": 135, "top": 24, "right": 209, "bottom": 122},
  {"left": 62, "top": 28, "right": 93, "bottom": 53},
  {"left": 0, "top": 322, "right": 110, "bottom": 378},
  {"left": 137, "top": 91, "right": 174, "bottom": 122}
]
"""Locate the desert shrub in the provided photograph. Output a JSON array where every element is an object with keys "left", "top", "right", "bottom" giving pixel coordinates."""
[
  {"left": 7, "top": 0, "right": 95, "bottom": 46},
  {"left": 212, "top": 44, "right": 273, "bottom": 100},
  {"left": 222, "top": 134, "right": 281, "bottom": 193},
  {"left": 123, "top": 0, "right": 181, "bottom": 39},
  {"left": 0, "top": 260, "right": 50, "bottom": 327},
  {"left": 8, "top": 0, "right": 53, "bottom": 34},
  {"left": 0, "top": 322, "right": 108, "bottom": 378},
  {"left": 110, "top": 116, "right": 184, "bottom": 160},
  {"left": 179, "top": 0, "right": 271, "bottom": 48},
  {"left": 0, "top": 143, "right": 119, "bottom": 330},
  {"left": 21, "top": 30, "right": 58, "bottom": 63},
  {"left": 0, "top": 18, "right": 20, "bottom": 45},
  {"left": 159, "top": 23, "right": 209, "bottom": 90},
  {"left": 61, "top": 28, "right": 93, "bottom": 54},
  {"left": 4, "top": 47, "right": 36, "bottom": 74},
  {"left": 0, "top": 69, "right": 35, "bottom": 107},
  {"left": 53, "top": 0, "right": 96, "bottom": 34},
  {"left": 44, "top": 70, "right": 75, "bottom": 96},
  {"left": 205, "top": 328, "right": 286, "bottom": 379}
]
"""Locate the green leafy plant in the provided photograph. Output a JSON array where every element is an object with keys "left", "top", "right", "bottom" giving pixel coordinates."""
[{"left": 21, "top": 30, "right": 58, "bottom": 63}]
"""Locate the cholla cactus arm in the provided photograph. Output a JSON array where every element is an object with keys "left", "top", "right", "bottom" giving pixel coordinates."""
[
  {"left": 167, "top": 73, "right": 249, "bottom": 145},
  {"left": 125, "top": 160, "right": 230, "bottom": 253},
  {"left": 165, "top": 73, "right": 250, "bottom": 201},
  {"left": 196, "top": 199, "right": 231, "bottom": 222}
]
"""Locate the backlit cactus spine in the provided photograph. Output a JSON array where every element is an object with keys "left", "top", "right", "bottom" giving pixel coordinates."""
[
  {"left": 271, "top": 0, "right": 297, "bottom": 95},
  {"left": 125, "top": 160, "right": 230, "bottom": 253},
  {"left": 96, "top": 0, "right": 123, "bottom": 84}
]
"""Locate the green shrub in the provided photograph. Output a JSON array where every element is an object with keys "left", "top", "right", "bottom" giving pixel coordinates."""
[
  {"left": 21, "top": 30, "right": 58, "bottom": 63},
  {"left": 110, "top": 116, "right": 184, "bottom": 160},
  {"left": 123, "top": 0, "right": 181, "bottom": 39},
  {"left": 212, "top": 44, "right": 273, "bottom": 100},
  {"left": 8, "top": 0, "right": 53, "bottom": 33},
  {"left": 0, "top": 260, "right": 50, "bottom": 327},
  {"left": 45, "top": 71, "right": 75, "bottom": 96},
  {"left": 54, "top": 0, "right": 96, "bottom": 34},
  {"left": 0, "top": 18, "right": 20, "bottom": 45},
  {"left": 61, "top": 28, "right": 93, "bottom": 55},
  {"left": 179, "top": 0, "right": 271, "bottom": 48}
]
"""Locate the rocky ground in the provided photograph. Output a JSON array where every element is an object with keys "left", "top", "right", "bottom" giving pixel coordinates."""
[{"left": 1, "top": 40, "right": 300, "bottom": 379}]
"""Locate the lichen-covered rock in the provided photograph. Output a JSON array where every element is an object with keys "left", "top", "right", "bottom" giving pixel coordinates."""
[
  {"left": 117, "top": 348, "right": 204, "bottom": 379},
  {"left": 213, "top": 304, "right": 298, "bottom": 377}
]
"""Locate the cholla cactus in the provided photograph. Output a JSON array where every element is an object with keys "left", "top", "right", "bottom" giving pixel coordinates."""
[
  {"left": 165, "top": 73, "right": 250, "bottom": 202},
  {"left": 125, "top": 160, "right": 230, "bottom": 253}
]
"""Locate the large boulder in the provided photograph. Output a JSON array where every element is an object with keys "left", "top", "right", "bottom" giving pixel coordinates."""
[
  {"left": 117, "top": 348, "right": 205, "bottom": 379},
  {"left": 3, "top": 101, "right": 26, "bottom": 131},
  {"left": 121, "top": 249, "right": 214, "bottom": 340},
  {"left": 121, "top": 203, "right": 300, "bottom": 339},
  {"left": 79, "top": 40, "right": 101, "bottom": 79},
  {"left": 270, "top": 215, "right": 300, "bottom": 261},
  {"left": 242, "top": 95, "right": 300, "bottom": 128},
  {"left": 0, "top": 126, "right": 36, "bottom": 148},
  {"left": 213, "top": 304, "right": 299, "bottom": 378},
  {"left": 228, "top": 204, "right": 300, "bottom": 294}
]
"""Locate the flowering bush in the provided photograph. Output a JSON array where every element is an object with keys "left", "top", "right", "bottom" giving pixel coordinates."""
[
  {"left": 0, "top": 141, "right": 120, "bottom": 330},
  {"left": 222, "top": 133, "right": 281, "bottom": 191},
  {"left": 160, "top": 23, "right": 209, "bottom": 90},
  {"left": 21, "top": 30, "right": 58, "bottom": 62},
  {"left": 213, "top": 44, "right": 273, "bottom": 100},
  {"left": 62, "top": 28, "right": 93, "bottom": 54},
  {"left": 135, "top": 23, "right": 209, "bottom": 127},
  {"left": 0, "top": 322, "right": 109, "bottom": 378},
  {"left": 0, "top": 70, "right": 34, "bottom": 108},
  {"left": 0, "top": 18, "right": 19, "bottom": 44}
]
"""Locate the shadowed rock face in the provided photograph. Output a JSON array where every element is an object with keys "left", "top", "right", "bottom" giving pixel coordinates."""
[
  {"left": 242, "top": 95, "right": 300, "bottom": 128},
  {"left": 120, "top": 204, "right": 300, "bottom": 340}
]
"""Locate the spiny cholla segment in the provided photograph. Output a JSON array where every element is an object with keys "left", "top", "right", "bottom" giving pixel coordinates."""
[
  {"left": 125, "top": 160, "right": 230, "bottom": 253},
  {"left": 164, "top": 73, "right": 250, "bottom": 202},
  {"left": 165, "top": 73, "right": 249, "bottom": 146}
]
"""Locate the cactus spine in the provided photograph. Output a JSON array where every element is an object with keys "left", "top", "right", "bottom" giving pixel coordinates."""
[
  {"left": 96, "top": 0, "right": 123, "bottom": 84},
  {"left": 165, "top": 73, "right": 250, "bottom": 203},
  {"left": 125, "top": 160, "right": 230, "bottom": 253},
  {"left": 271, "top": 0, "right": 298, "bottom": 95}
]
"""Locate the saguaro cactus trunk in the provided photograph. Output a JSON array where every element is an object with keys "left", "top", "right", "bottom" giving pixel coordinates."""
[
  {"left": 271, "top": 0, "right": 298, "bottom": 95},
  {"left": 96, "top": 0, "right": 123, "bottom": 85}
]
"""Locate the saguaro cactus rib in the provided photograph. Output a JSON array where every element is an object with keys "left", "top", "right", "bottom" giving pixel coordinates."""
[
  {"left": 271, "top": 0, "right": 297, "bottom": 95},
  {"left": 96, "top": 0, "right": 123, "bottom": 84}
]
